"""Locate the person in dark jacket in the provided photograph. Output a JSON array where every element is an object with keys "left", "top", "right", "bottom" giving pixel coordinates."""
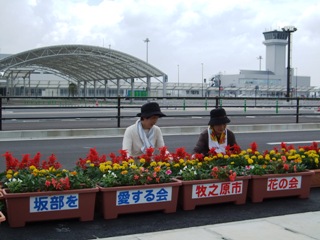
[{"left": 193, "top": 108, "right": 238, "bottom": 155}]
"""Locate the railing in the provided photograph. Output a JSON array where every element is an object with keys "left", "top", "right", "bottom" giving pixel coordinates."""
[{"left": 1, "top": 96, "right": 320, "bottom": 131}]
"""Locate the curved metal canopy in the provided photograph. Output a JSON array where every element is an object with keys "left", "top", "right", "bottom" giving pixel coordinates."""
[{"left": 0, "top": 44, "right": 167, "bottom": 83}]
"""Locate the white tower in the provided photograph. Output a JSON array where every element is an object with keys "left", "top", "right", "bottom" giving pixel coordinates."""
[{"left": 263, "top": 30, "right": 288, "bottom": 76}]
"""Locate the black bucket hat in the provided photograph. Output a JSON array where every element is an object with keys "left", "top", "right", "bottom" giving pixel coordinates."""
[
  {"left": 136, "top": 102, "right": 166, "bottom": 118},
  {"left": 208, "top": 108, "right": 230, "bottom": 125}
]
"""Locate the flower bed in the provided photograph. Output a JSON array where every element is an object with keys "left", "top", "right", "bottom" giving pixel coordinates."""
[
  {"left": 0, "top": 152, "right": 98, "bottom": 227},
  {"left": 0, "top": 141, "right": 319, "bottom": 227}
]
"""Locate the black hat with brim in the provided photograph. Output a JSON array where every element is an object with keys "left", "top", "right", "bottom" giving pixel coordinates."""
[
  {"left": 208, "top": 108, "right": 230, "bottom": 125},
  {"left": 136, "top": 102, "right": 166, "bottom": 118}
]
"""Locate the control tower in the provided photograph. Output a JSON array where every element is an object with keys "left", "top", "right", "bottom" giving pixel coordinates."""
[{"left": 263, "top": 30, "right": 288, "bottom": 76}]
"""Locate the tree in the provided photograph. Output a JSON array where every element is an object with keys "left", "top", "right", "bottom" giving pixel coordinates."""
[{"left": 68, "top": 83, "right": 77, "bottom": 97}]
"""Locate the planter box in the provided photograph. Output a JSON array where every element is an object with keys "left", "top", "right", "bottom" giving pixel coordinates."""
[
  {"left": 98, "top": 179, "right": 182, "bottom": 219},
  {"left": 248, "top": 171, "right": 314, "bottom": 203},
  {"left": 178, "top": 176, "right": 251, "bottom": 211},
  {"left": 311, "top": 169, "right": 320, "bottom": 188},
  {"left": 2, "top": 187, "right": 99, "bottom": 227}
]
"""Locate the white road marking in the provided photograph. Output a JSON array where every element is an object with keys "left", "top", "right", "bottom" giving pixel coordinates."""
[{"left": 267, "top": 140, "right": 320, "bottom": 145}]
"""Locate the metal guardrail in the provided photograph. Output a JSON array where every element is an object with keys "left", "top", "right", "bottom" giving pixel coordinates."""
[{"left": 1, "top": 96, "right": 320, "bottom": 131}]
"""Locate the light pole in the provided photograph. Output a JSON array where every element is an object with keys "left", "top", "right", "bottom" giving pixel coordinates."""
[
  {"left": 267, "top": 69, "right": 269, "bottom": 97},
  {"left": 143, "top": 38, "right": 150, "bottom": 63},
  {"left": 177, "top": 64, "right": 180, "bottom": 97},
  {"left": 201, "top": 63, "right": 204, "bottom": 97},
  {"left": 295, "top": 67, "right": 298, "bottom": 97},
  {"left": 257, "top": 56, "right": 262, "bottom": 70},
  {"left": 282, "top": 26, "right": 297, "bottom": 101}
]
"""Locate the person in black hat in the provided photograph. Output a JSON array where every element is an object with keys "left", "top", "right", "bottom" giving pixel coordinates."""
[
  {"left": 193, "top": 108, "right": 238, "bottom": 155},
  {"left": 122, "top": 102, "right": 167, "bottom": 158}
]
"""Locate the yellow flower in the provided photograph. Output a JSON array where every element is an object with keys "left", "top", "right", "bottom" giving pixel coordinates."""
[
  {"left": 128, "top": 159, "right": 135, "bottom": 163},
  {"left": 130, "top": 165, "right": 137, "bottom": 169},
  {"left": 29, "top": 165, "right": 36, "bottom": 171},
  {"left": 6, "top": 173, "right": 13, "bottom": 179},
  {"left": 121, "top": 170, "right": 128, "bottom": 175},
  {"left": 139, "top": 158, "right": 146, "bottom": 164},
  {"left": 150, "top": 161, "right": 157, "bottom": 167},
  {"left": 173, "top": 163, "right": 180, "bottom": 168},
  {"left": 247, "top": 158, "right": 254, "bottom": 165}
]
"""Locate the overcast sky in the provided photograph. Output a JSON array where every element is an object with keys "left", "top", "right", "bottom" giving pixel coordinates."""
[{"left": 1, "top": 0, "right": 319, "bottom": 86}]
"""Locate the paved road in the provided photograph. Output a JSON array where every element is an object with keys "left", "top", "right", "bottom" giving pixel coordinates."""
[{"left": 1, "top": 107, "right": 320, "bottom": 130}]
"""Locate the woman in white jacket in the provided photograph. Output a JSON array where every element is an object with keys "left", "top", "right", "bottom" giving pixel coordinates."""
[{"left": 122, "top": 102, "right": 166, "bottom": 158}]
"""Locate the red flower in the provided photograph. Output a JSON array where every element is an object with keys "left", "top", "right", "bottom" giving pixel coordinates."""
[
  {"left": 229, "top": 171, "right": 237, "bottom": 181},
  {"left": 250, "top": 142, "right": 258, "bottom": 153},
  {"left": 283, "top": 163, "right": 289, "bottom": 171}
]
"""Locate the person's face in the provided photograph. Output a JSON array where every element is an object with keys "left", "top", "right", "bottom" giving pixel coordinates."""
[
  {"left": 142, "top": 115, "right": 159, "bottom": 129},
  {"left": 212, "top": 124, "right": 226, "bottom": 135}
]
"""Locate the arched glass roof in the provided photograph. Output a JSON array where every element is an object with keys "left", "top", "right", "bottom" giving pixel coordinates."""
[{"left": 0, "top": 44, "right": 167, "bottom": 83}]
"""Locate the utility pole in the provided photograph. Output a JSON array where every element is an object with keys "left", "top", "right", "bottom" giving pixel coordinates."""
[
  {"left": 257, "top": 56, "right": 262, "bottom": 71},
  {"left": 143, "top": 38, "right": 150, "bottom": 63},
  {"left": 282, "top": 26, "right": 297, "bottom": 101}
]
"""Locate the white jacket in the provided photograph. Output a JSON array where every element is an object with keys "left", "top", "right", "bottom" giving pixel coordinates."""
[{"left": 122, "top": 119, "right": 165, "bottom": 158}]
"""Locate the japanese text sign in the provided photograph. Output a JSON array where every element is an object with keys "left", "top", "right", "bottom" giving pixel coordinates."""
[
  {"left": 116, "top": 187, "right": 172, "bottom": 206},
  {"left": 191, "top": 181, "right": 243, "bottom": 199},
  {"left": 267, "top": 176, "right": 301, "bottom": 191},
  {"left": 30, "top": 194, "right": 79, "bottom": 213}
]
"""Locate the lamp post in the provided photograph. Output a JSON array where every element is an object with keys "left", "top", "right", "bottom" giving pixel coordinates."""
[
  {"left": 267, "top": 69, "right": 269, "bottom": 97},
  {"left": 201, "top": 63, "right": 204, "bottom": 97},
  {"left": 282, "top": 26, "right": 297, "bottom": 101},
  {"left": 143, "top": 38, "right": 150, "bottom": 63},
  {"left": 177, "top": 64, "right": 180, "bottom": 97},
  {"left": 257, "top": 55, "right": 262, "bottom": 71},
  {"left": 218, "top": 73, "right": 222, "bottom": 97},
  {"left": 295, "top": 67, "right": 298, "bottom": 97}
]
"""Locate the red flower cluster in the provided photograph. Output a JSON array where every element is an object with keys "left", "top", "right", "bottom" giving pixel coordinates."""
[
  {"left": 76, "top": 148, "right": 107, "bottom": 169},
  {"left": 45, "top": 177, "right": 71, "bottom": 190},
  {"left": 3, "top": 152, "right": 61, "bottom": 171},
  {"left": 211, "top": 166, "right": 237, "bottom": 181}
]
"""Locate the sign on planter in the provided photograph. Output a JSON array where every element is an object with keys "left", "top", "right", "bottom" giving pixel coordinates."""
[
  {"left": 267, "top": 176, "right": 302, "bottom": 191},
  {"left": 116, "top": 187, "right": 172, "bottom": 206},
  {"left": 30, "top": 194, "right": 79, "bottom": 212},
  {"left": 192, "top": 181, "right": 244, "bottom": 199}
]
